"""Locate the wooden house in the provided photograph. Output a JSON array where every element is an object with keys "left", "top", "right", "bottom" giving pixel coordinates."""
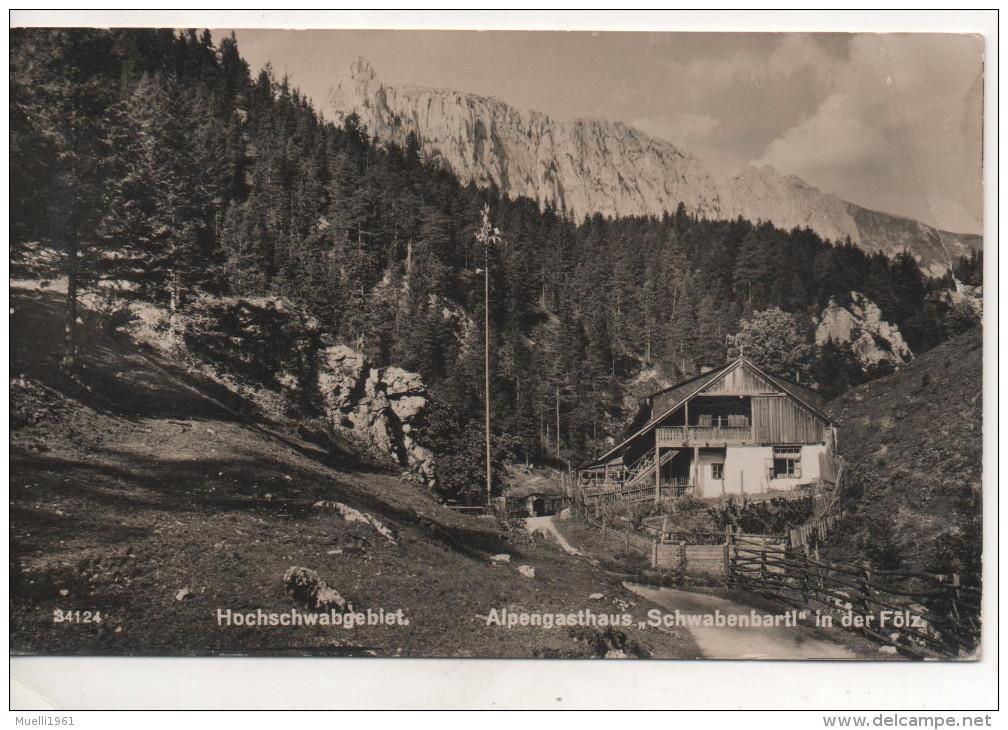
[{"left": 578, "top": 357, "right": 837, "bottom": 503}]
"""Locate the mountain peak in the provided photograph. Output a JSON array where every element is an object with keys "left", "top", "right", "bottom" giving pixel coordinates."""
[{"left": 347, "top": 55, "right": 377, "bottom": 82}]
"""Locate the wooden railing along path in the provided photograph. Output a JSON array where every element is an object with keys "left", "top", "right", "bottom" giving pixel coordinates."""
[{"left": 725, "top": 533, "right": 980, "bottom": 658}]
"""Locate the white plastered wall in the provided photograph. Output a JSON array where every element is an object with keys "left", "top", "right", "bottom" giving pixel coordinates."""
[{"left": 721, "top": 443, "right": 827, "bottom": 494}]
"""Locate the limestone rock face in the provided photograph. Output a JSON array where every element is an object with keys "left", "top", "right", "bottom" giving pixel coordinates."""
[
  {"left": 317, "top": 344, "right": 436, "bottom": 488},
  {"left": 326, "top": 57, "right": 722, "bottom": 221},
  {"left": 816, "top": 292, "right": 913, "bottom": 368}
]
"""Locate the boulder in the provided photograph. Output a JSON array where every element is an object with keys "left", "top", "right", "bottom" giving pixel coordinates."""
[
  {"left": 312, "top": 501, "right": 397, "bottom": 544},
  {"left": 390, "top": 395, "right": 426, "bottom": 423},
  {"left": 283, "top": 566, "right": 346, "bottom": 610},
  {"left": 518, "top": 565, "right": 536, "bottom": 579}
]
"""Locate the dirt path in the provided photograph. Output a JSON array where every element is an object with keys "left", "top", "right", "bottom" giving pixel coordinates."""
[
  {"left": 525, "top": 516, "right": 581, "bottom": 555},
  {"left": 625, "top": 583, "right": 857, "bottom": 659}
]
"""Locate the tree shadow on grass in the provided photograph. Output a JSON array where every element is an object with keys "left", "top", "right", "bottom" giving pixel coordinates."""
[{"left": 11, "top": 447, "right": 510, "bottom": 560}]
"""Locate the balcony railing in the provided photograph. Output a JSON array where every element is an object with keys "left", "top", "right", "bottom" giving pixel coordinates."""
[
  {"left": 656, "top": 425, "right": 752, "bottom": 445},
  {"left": 582, "top": 480, "right": 695, "bottom": 506}
]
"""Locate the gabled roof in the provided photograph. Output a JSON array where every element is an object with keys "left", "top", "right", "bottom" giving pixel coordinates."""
[{"left": 586, "top": 357, "right": 833, "bottom": 467}]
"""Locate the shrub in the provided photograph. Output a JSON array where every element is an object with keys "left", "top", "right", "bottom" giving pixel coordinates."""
[{"left": 707, "top": 494, "right": 815, "bottom": 534}]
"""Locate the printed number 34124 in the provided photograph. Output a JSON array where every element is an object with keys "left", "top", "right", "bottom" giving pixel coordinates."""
[{"left": 53, "top": 609, "right": 103, "bottom": 623}]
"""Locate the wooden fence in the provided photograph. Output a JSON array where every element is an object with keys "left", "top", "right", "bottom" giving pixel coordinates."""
[
  {"left": 583, "top": 512, "right": 655, "bottom": 558},
  {"left": 788, "top": 508, "right": 845, "bottom": 552},
  {"left": 652, "top": 541, "right": 726, "bottom": 575},
  {"left": 725, "top": 534, "right": 980, "bottom": 658},
  {"left": 650, "top": 529, "right": 785, "bottom": 575}
]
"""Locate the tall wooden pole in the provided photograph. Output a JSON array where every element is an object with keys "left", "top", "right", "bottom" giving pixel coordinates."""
[
  {"left": 484, "top": 232, "right": 492, "bottom": 509},
  {"left": 475, "top": 205, "right": 500, "bottom": 510},
  {"left": 556, "top": 385, "right": 561, "bottom": 461}
]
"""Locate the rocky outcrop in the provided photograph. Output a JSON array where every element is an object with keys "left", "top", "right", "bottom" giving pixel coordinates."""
[
  {"left": 815, "top": 292, "right": 913, "bottom": 368},
  {"left": 317, "top": 344, "right": 436, "bottom": 488},
  {"left": 326, "top": 57, "right": 722, "bottom": 221}
]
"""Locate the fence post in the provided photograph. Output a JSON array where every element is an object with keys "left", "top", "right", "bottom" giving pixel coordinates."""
[
  {"left": 760, "top": 536, "right": 768, "bottom": 580},
  {"left": 652, "top": 540, "right": 658, "bottom": 569},
  {"left": 859, "top": 566, "right": 872, "bottom": 619},
  {"left": 947, "top": 573, "right": 962, "bottom": 656},
  {"left": 723, "top": 540, "right": 730, "bottom": 581},
  {"left": 801, "top": 552, "right": 811, "bottom": 606}
]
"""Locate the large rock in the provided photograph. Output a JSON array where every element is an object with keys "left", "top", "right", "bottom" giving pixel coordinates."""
[
  {"left": 283, "top": 566, "right": 346, "bottom": 610},
  {"left": 318, "top": 344, "right": 436, "bottom": 489},
  {"left": 317, "top": 345, "right": 368, "bottom": 410},
  {"left": 816, "top": 292, "right": 913, "bottom": 368}
]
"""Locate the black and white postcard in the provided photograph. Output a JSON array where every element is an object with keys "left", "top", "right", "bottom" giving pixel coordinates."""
[{"left": 8, "top": 10, "right": 995, "bottom": 712}]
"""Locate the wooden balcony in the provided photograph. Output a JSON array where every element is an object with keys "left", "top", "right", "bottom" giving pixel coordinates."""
[{"left": 656, "top": 425, "right": 753, "bottom": 446}]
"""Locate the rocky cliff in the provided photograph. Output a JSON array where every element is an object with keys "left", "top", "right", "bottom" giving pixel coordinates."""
[
  {"left": 326, "top": 57, "right": 721, "bottom": 220},
  {"left": 325, "top": 58, "right": 981, "bottom": 274},
  {"left": 318, "top": 344, "right": 436, "bottom": 489},
  {"left": 815, "top": 292, "right": 913, "bottom": 368}
]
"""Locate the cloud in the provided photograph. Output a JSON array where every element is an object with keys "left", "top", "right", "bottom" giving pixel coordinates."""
[{"left": 755, "top": 34, "right": 983, "bottom": 233}]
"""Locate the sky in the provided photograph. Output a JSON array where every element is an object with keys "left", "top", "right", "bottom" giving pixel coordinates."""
[{"left": 220, "top": 29, "right": 984, "bottom": 235}]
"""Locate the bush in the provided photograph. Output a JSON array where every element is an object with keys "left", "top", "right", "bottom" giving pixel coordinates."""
[
  {"left": 707, "top": 494, "right": 815, "bottom": 534},
  {"left": 599, "top": 500, "right": 653, "bottom": 528},
  {"left": 417, "top": 387, "right": 506, "bottom": 505}
]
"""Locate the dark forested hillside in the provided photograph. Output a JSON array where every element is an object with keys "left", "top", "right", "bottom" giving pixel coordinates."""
[
  {"left": 10, "top": 29, "right": 979, "bottom": 502},
  {"left": 822, "top": 327, "right": 983, "bottom": 582}
]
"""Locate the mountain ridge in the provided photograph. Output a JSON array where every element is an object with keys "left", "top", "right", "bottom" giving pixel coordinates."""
[
  {"left": 326, "top": 57, "right": 981, "bottom": 274},
  {"left": 326, "top": 57, "right": 723, "bottom": 220}
]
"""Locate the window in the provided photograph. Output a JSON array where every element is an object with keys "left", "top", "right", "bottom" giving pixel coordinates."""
[
  {"left": 700, "top": 413, "right": 750, "bottom": 428},
  {"left": 711, "top": 463, "right": 724, "bottom": 480},
  {"left": 772, "top": 446, "right": 802, "bottom": 479}
]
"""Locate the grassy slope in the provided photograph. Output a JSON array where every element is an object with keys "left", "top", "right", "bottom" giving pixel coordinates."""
[
  {"left": 9, "top": 286, "right": 701, "bottom": 658},
  {"left": 821, "top": 327, "right": 983, "bottom": 577}
]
